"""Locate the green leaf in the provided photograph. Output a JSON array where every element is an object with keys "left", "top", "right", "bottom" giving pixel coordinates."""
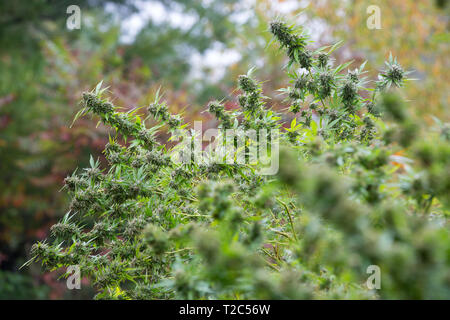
[
  {"left": 95, "top": 80, "right": 104, "bottom": 96},
  {"left": 327, "top": 40, "right": 344, "bottom": 54}
]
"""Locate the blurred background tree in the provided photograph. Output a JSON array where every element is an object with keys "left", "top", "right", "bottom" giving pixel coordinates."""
[
  {"left": 0, "top": 0, "right": 254, "bottom": 299},
  {"left": 0, "top": 0, "right": 448, "bottom": 298},
  {"left": 302, "top": 0, "right": 449, "bottom": 118}
]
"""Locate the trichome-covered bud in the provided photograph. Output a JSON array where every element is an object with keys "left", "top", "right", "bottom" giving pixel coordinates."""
[
  {"left": 340, "top": 80, "right": 358, "bottom": 107},
  {"left": 238, "top": 75, "right": 258, "bottom": 93},
  {"left": 64, "top": 176, "right": 87, "bottom": 192},
  {"left": 294, "top": 76, "right": 308, "bottom": 90},
  {"left": 317, "top": 53, "right": 329, "bottom": 68},
  {"left": 50, "top": 222, "right": 80, "bottom": 240},
  {"left": 270, "top": 21, "right": 301, "bottom": 49},
  {"left": 82, "top": 92, "right": 114, "bottom": 115}
]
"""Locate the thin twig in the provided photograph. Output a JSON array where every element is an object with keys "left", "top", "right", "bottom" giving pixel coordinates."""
[{"left": 276, "top": 198, "right": 298, "bottom": 241}]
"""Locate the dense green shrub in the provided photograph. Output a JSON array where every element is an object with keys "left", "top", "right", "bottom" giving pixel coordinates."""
[{"left": 29, "top": 20, "right": 449, "bottom": 299}]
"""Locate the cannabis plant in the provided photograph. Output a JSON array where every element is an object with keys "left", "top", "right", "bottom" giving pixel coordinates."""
[{"left": 28, "top": 20, "right": 450, "bottom": 299}]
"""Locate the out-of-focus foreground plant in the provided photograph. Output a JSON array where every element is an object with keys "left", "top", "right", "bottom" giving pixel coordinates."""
[{"left": 29, "top": 19, "right": 449, "bottom": 299}]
